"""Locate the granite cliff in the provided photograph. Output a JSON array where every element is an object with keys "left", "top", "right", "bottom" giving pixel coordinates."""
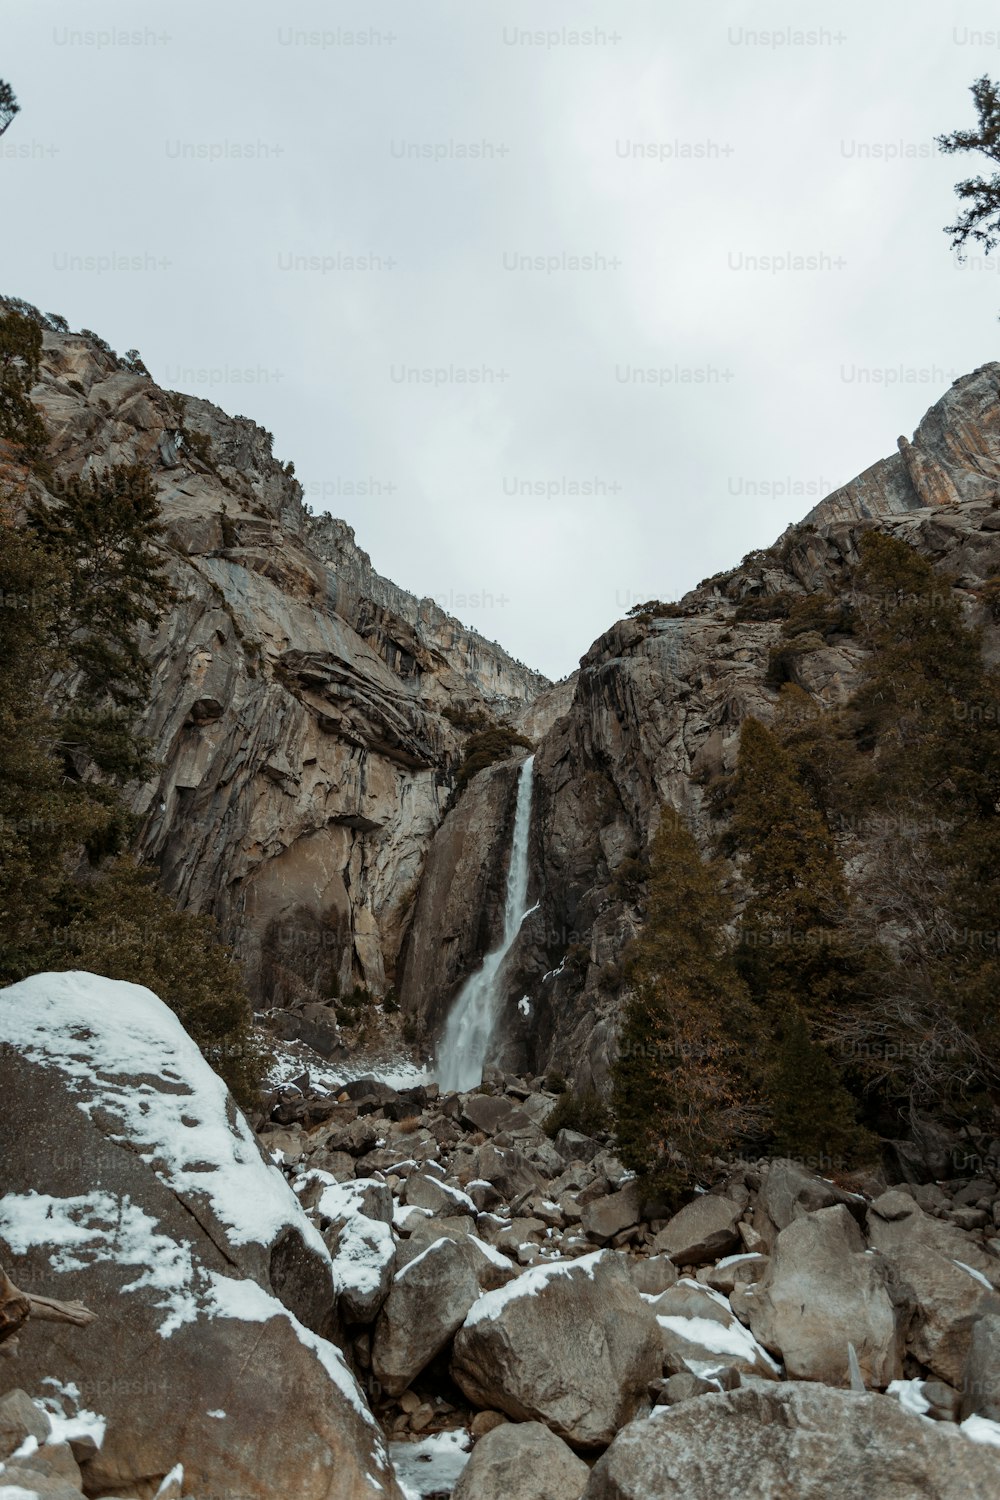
[{"left": 8, "top": 321, "right": 547, "bottom": 1035}]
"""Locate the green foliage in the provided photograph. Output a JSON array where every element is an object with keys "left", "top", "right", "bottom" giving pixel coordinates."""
[
  {"left": 0, "top": 475, "right": 264, "bottom": 1110},
  {"left": 937, "top": 74, "right": 1000, "bottom": 261},
  {"left": 442, "top": 703, "right": 492, "bottom": 733},
  {"left": 625, "top": 600, "right": 691, "bottom": 621},
  {"left": 544, "top": 1086, "right": 609, "bottom": 1140},
  {"left": 456, "top": 725, "right": 532, "bottom": 791},
  {"left": 0, "top": 78, "right": 20, "bottom": 130},
  {"left": 28, "top": 464, "right": 173, "bottom": 782},
  {"left": 49, "top": 861, "right": 267, "bottom": 1108},
  {"left": 734, "top": 592, "right": 793, "bottom": 623},
  {"left": 0, "top": 308, "right": 48, "bottom": 460},
  {"left": 611, "top": 812, "right": 761, "bottom": 1196},
  {"left": 727, "top": 717, "right": 872, "bottom": 1161},
  {"left": 769, "top": 1012, "right": 874, "bottom": 1163},
  {"left": 0, "top": 512, "right": 108, "bottom": 980}
]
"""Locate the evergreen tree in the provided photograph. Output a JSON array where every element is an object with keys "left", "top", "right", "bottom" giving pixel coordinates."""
[
  {"left": 727, "top": 716, "right": 871, "bottom": 1162},
  {"left": 51, "top": 861, "right": 267, "bottom": 1109},
  {"left": 0, "top": 308, "right": 47, "bottom": 460},
  {"left": 843, "top": 532, "right": 1000, "bottom": 1113},
  {"left": 612, "top": 810, "right": 760, "bottom": 1195},
  {"left": 28, "top": 463, "right": 173, "bottom": 783},
  {"left": 937, "top": 75, "right": 1000, "bottom": 261},
  {"left": 0, "top": 505, "right": 108, "bottom": 979}
]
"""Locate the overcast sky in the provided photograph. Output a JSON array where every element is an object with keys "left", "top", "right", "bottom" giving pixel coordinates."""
[{"left": 3, "top": 0, "right": 1000, "bottom": 679}]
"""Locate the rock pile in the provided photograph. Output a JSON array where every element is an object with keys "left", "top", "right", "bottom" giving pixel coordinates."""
[{"left": 261, "top": 1060, "right": 1000, "bottom": 1496}]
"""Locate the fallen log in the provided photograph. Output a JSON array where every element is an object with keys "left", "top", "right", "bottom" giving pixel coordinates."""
[{"left": 0, "top": 1262, "right": 96, "bottom": 1348}]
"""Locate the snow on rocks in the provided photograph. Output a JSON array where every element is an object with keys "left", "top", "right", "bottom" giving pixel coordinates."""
[
  {"left": 0, "top": 971, "right": 402, "bottom": 1500},
  {"left": 451, "top": 1252, "right": 662, "bottom": 1448}
]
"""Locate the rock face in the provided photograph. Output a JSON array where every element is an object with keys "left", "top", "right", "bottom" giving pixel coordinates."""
[
  {"left": 372, "top": 1235, "right": 511, "bottom": 1397},
  {"left": 582, "top": 1382, "right": 1000, "bottom": 1499},
  {"left": 0, "top": 971, "right": 400, "bottom": 1500},
  {"left": 15, "top": 320, "right": 548, "bottom": 1019},
  {"left": 451, "top": 1252, "right": 662, "bottom": 1448},
  {"left": 744, "top": 1206, "right": 904, "bottom": 1388}
]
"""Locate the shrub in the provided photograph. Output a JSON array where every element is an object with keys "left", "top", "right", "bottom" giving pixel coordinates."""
[
  {"left": 544, "top": 1087, "right": 609, "bottom": 1139},
  {"left": 456, "top": 725, "right": 532, "bottom": 791}
]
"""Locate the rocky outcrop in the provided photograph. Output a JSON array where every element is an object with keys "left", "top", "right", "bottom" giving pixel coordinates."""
[
  {"left": 9, "top": 316, "right": 548, "bottom": 1021},
  {"left": 744, "top": 1206, "right": 904, "bottom": 1388},
  {"left": 451, "top": 1420, "right": 589, "bottom": 1500}
]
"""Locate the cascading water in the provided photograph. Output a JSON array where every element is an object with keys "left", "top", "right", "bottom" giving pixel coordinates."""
[{"left": 437, "top": 755, "right": 537, "bottom": 1092}]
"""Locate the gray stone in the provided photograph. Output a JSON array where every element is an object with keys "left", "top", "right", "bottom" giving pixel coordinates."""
[
  {"left": 452, "top": 1420, "right": 589, "bottom": 1500},
  {"left": 373, "top": 1234, "right": 511, "bottom": 1397},
  {"left": 581, "top": 1382, "right": 1000, "bottom": 1498},
  {"left": 960, "top": 1310, "right": 1000, "bottom": 1421},
  {"left": 653, "top": 1194, "right": 742, "bottom": 1266},
  {"left": 0, "top": 973, "right": 401, "bottom": 1500},
  {"left": 745, "top": 1204, "right": 903, "bottom": 1387},
  {"left": 625, "top": 1253, "right": 679, "bottom": 1296},
  {"left": 554, "top": 1129, "right": 600, "bottom": 1162},
  {"left": 753, "top": 1158, "right": 865, "bottom": 1252},
  {"left": 0, "top": 1388, "right": 51, "bottom": 1460},
  {"left": 581, "top": 1182, "right": 644, "bottom": 1245},
  {"left": 452, "top": 1251, "right": 662, "bottom": 1449}
]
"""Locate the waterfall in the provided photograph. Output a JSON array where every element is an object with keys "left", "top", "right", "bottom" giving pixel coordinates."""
[{"left": 437, "top": 755, "right": 536, "bottom": 1092}]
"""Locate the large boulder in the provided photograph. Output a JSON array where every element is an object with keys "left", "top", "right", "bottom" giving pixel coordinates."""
[
  {"left": 744, "top": 1205, "right": 903, "bottom": 1387},
  {"left": 451, "top": 1420, "right": 589, "bottom": 1500},
  {"left": 867, "top": 1191, "right": 999, "bottom": 1384},
  {"left": 653, "top": 1194, "right": 742, "bottom": 1266},
  {"left": 581, "top": 1382, "right": 1000, "bottom": 1498},
  {"left": 451, "top": 1251, "right": 662, "bottom": 1449},
  {"left": 651, "top": 1280, "right": 780, "bottom": 1381},
  {"left": 0, "top": 972, "right": 400, "bottom": 1500},
  {"left": 961, "top": 1310, "right": 1000, "bottom": 1421},
  {"left": 581, "top": 1183, "right": 643, "bottom": 1246},
  {"left": 372, "top": 1235, "right": 513, "bottom": 1397}
]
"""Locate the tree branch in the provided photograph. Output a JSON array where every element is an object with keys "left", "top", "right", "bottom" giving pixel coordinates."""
[{"left": 0, "top": 1263, "right": 96, "bottom": 1348}]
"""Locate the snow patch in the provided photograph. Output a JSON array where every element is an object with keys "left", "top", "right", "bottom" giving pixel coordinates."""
[
  {"left": 463, "top": 1251, "right": 604, "bottom": 1326},
  {"left": 962, "top": 1414, "right": 1000, "bottom": 1448},
  {"left": 887, "top": 1379, "right": 932, "bottom": 1418},
  {"left": 390, "top": 1429, "right": 471, "bottom": 1500}
]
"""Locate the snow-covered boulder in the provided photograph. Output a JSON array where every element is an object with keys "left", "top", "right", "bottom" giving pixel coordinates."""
[
  {"left": 372, "top": 1234, "right": 513, "bottom": 1397},
  {"left": 582, "top": 1382, "right": 1000, "bottom": 1498},
  {"left": 0, "top": 972, "right": 401, "bottom": 1500},
  {"left": 651, "top": 1279, "right": 781, "bottom": 1381},
  {"left": 451, "top": 1251, "right": 662, "bottom": 1449}
]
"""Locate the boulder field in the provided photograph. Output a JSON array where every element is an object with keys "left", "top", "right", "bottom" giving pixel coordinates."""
[{"left": 5, "top": 974, "right": 1000, "bottom": 1498}]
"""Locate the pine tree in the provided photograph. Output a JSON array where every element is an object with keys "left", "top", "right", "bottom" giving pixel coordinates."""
[
  {"left": 0, "top": 506, "right": 108, "bottom": 978},
  {"left": 0, "top": 308, "right": 47, "bottom": 460},
  {"left": 843, "top": 531, "right": 1000, "bottom": 1113},
  {"left": 727, "top": 716, "right": 871, "bottom": 1162},
  {"left": 28, "top": 463, "right": 173, "bottom": 783},
  {"left": 612, "top": 810, "right": 760, "bottom": 1195}
]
